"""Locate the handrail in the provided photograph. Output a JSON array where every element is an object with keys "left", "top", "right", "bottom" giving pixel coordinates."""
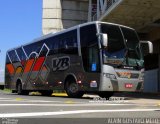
[{"left": 92, "top": 0, "right": 120, "bottom": 21}]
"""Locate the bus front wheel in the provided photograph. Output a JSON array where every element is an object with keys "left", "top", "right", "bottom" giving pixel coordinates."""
[{"left": 65, "top": 78, "right": 84, "bottom": 98}]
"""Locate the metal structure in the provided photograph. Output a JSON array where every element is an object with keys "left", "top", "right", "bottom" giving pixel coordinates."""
[{"left": 88, "top": 0, "right": 160, "bottom": 33}]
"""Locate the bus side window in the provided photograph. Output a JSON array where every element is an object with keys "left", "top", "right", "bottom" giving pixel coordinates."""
[
  {"left": 47, "top": 36, "right": 59, "bottom": 55},
  {"left": 23, "top": 42, "right": 42, "bottom": 59},
  {"left": 59, "top": 30, "right": 78, "bottom": 55},
  {"left": 8, "top": 50, "right": 19, "bottom": 63},
  {"left": 17, "top": 47, "right": 27, "bottom": 61},
  {"left": 66, "top": 37, "right": 78, "bottom": 54},
  {"left": 59, "top": 38, "right": 65, "bottom": 54},
  {"left": 6, "top": 54, "right": 11, "bottom": 64},
  {"left": 35, "top": 42, "right": 43, "bottom": 55}
]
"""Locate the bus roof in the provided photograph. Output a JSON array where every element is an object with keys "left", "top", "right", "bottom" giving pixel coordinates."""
[{"left": 7, "top": 21, "right": 134, "bottom": 52}]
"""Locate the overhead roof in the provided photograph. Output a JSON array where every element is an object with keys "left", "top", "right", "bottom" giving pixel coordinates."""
[{"left": 99, "top": 0, "right": 160, "bottom": 33}]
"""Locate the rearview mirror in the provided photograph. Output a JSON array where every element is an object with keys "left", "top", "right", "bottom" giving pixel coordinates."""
[
  {"left": 102, "top": 34, "right": 108, "bottom": 47},
  {"left": 97, "top": 33, "right": 108, "bottom": 47},
  {"left": 140, "top": 41, "right": 153, "bottom": 55}
]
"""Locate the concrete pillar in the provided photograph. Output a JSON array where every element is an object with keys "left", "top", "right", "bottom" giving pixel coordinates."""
[
  {"left": 42, "top": 0, "right": 89, "bottom": 35},
  {"left": 88, "top": 0, "right": 92, "bottom": 22},
  {"left": 42, "top": 0, "right": 63, "bottom": 34}
]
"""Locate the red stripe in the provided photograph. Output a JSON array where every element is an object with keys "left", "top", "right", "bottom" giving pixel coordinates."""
[
  {"left": 6, "top": 64, "right": 15, "bottom": 75},
  {"left": 24, "top": 59, "right": 35, "bottom": 73},
  {"left": 21, "top": 60, "right": 26, "bottom": 67},
  {"left": 32, "top": 57, "right": 45, "bottom": 71}
]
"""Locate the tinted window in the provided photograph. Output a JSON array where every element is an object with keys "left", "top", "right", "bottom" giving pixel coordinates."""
[
  {"left": 8, "top": 50, "right": 19, "bottom": 63},
  {"left": 59, "top": 30, "right": 78, "bottom": 54},
  {"left": 24, "top": 42, "right": 42, "bottom": 59},
  {"left": 46, "top": 36, "right": 59, "bottom": 55},
  {"left": 121, "top": 27, "right": 142, "bottom": 60},
  {"left": 121, "top": 27, "right": 139, "bottom": 49},
  {"left": 6, "top": 55, "right": 10, "bottom": 64},
  {"left": 80, "top": 24, "right": 100, "bottom": 72},
  {"left": 46, "top": 29, "right": 78, "bottom": 55},
  {"left": 101, "top": 24, "right": 125, "bottom": 53},
  {"left": 16, "top": 47, "right": 27, "bottom": 61}
]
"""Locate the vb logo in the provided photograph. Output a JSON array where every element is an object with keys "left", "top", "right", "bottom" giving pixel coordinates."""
[{"left": 52, "top": 56, "right": 70, "bottom": 71}]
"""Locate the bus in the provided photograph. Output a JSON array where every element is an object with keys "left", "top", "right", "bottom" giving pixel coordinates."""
[{"left": 5, "top": 21, "right": 153, "bottom": 98}]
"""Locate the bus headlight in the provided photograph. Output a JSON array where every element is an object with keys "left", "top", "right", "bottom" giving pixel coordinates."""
[{"left": 103, "top": 73, "right": 117, "bottom": 80}]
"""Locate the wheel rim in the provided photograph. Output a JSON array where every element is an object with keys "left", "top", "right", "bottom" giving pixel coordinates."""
[{"left": 69, "top": 83, "right": 78, "bottom": 93}]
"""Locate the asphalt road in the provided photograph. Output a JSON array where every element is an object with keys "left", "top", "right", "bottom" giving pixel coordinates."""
[{"left": 0, "top": 90, "right": 160, "bottom": 124}]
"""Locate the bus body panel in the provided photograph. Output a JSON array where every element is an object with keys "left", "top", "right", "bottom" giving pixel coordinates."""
[
  {"left": 5, "top": 21, "right": 144, "bottom": 96},
  {"left": 99, "top": 65, "right": 143, "bottom": 92}
]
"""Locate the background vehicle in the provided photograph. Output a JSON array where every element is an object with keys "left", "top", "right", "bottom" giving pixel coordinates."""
[{"left": 5, "top": 21, "right": 153, "bottom": 98}]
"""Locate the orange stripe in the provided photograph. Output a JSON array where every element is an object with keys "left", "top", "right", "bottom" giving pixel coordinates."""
[
  {"left": 6, "top": 64, "right": 15, "bottom": 75},
  {"left": 16, "top": 67, "right": 23, "bottom": 74},
  {"left": 24, "top": 59, "right": 35, "bottom": 73}
]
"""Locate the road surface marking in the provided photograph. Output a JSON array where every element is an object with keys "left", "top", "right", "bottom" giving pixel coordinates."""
[
  {"left": 0, "top": 98, "right": 11, "bottom": 99},
  {"left": 0, "top": 109, "right": 159, "bottom": 118},
  {"left": 52, "top": 93, "right": 68, "bottom": 96},
  {"left": 0, "top": 100, "right": 21, "bottom": 102},
  {"left": 21, "top": 100, "right": 61, "bottom": 103},
  {"left": 0, "top": 103, "right": 139, "bottom": 106},
  {"left": 0, "top": 99, "right": 61, "bottom": 103},
  {"left": 64, "top": 100, "right": 75, "bottom": 104},
  {"left": 15, "top": 98, "right": 24, "bottom": 101}
]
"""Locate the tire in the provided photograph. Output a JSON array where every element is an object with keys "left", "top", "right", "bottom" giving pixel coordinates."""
[
  {"left": 17, "top": 83, "right": 29, "bottom": 95},
  {"left": 40, "top": 90, "right": 53, "bottom": 96},
  {"left": 65, "top": 78, "right": 84, "bottom": 98},
  {"left": 98, "top": 91, "right": 114, "bottom": 99},
  {"left": 17, "top": 83, "right": 22, "bottom": 95}
]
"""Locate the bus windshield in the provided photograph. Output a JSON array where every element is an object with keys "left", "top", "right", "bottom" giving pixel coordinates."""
[{"left": 100, "top": 24, "right": 143, "bottom": 69}]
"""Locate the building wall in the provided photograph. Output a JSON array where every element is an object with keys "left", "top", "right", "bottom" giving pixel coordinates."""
[{"left": 42, "top": 0, "right": 88, "bottom": 35}]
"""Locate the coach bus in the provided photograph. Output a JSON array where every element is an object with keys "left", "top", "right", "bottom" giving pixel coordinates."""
[{"left": 5, "top": 21, "right": 153, "bottom": 98}]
